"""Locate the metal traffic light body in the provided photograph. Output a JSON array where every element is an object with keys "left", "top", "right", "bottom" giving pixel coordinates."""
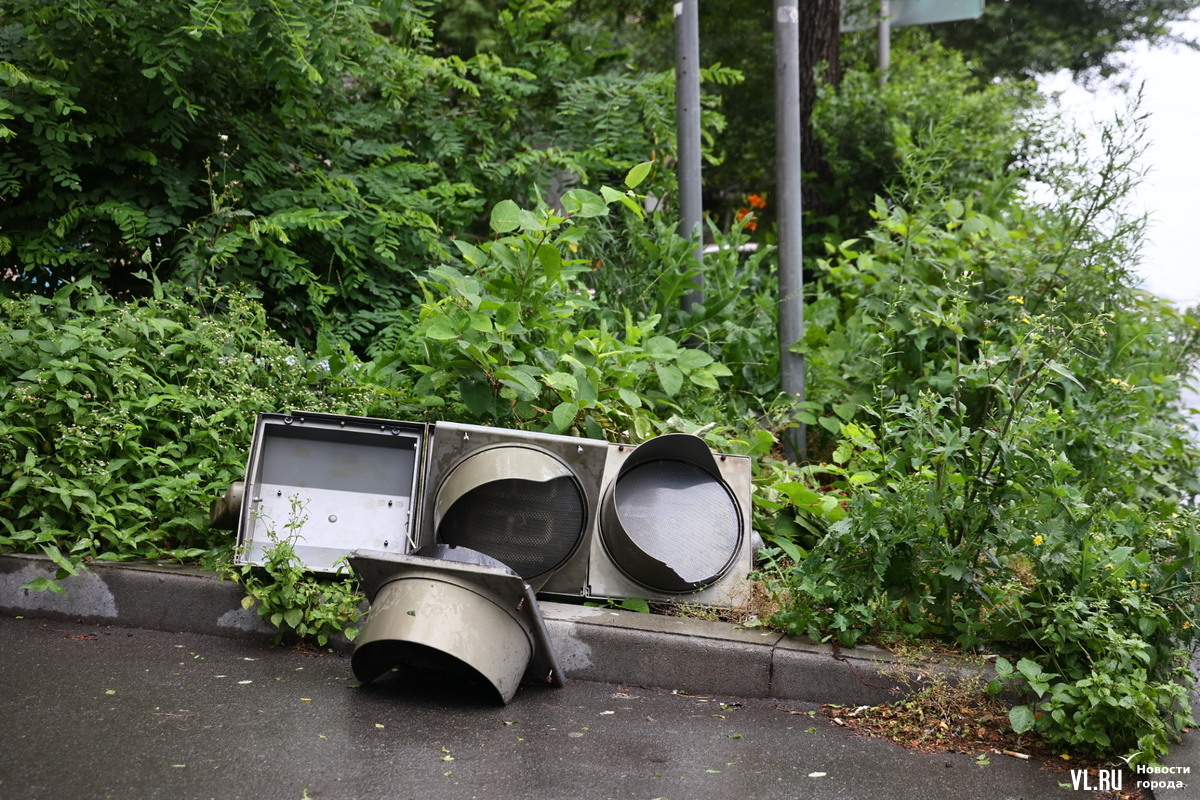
[
  {"left": 348, "top": 545, "right": 564, "bottom": 705},
  {"left": 417, "top": 421, "right": 610, "bottom": 595},
  {"left": 419, "top": 422, "right": 756, "bottom": 607},
  {"left": 234, "top": 412, "right": 426, "bottom": 572},
  {"left": 588, "top": 434, "right": 755, "bottom": 607},
  {"left": 227, "top": 413, "right": 755, "bottom": 610}
]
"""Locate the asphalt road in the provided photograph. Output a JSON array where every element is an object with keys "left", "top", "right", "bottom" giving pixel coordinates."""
[{"left": 0, "top": 614, "right": 1115, "bottom": 800}]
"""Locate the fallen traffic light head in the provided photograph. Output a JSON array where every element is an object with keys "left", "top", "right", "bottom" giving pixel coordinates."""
[
  {"left": 348, "top": 544, "right": 564, "bottom": 704},
  {"left": 595, "top": 433, "right": 747, "bottom": 595},
  {"left": 222, "top": 413, "right": 757, "bottom": 610},
  {"left": 418, "top": 421, "right": 609, "bottom": 593}
]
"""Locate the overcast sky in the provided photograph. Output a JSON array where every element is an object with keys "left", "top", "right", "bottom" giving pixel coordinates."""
[{"left": 1038, "top": 15, "right": 1200, "bottom": 307}]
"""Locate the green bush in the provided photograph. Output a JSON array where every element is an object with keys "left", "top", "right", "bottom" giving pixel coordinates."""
[
  {"left": 234, "top": 495, "right": 362, "bottom": 647},
  {"left": 370, "top": 167, "right": 735, "bottom": 441},
  {"left": 771, "top": 106, "right": 1200, "bottom": 761},
  {"left": 812, "top": 34, "right": 1041, "bottom": 234},
  {"left": 0, "top": 279, "right": 405, "bottom": 588},
  {"left": 0, "top": 0, "right": 682, "bottom": 348}
]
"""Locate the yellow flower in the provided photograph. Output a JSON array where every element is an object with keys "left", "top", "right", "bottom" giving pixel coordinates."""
[
  {"left": 1007, "top": 295, "right": 1025, "bottom": 304},
  {"left": 1032, "top": 534, "right": 1044, "bottom": 546}
]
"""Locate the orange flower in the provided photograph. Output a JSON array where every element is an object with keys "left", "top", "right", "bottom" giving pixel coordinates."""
[
  {"left": 747, "top": 193, "right": 767, "bottom": 210},
  {"left": 736, "top": 208, "right": 758, "bottom": 232}
]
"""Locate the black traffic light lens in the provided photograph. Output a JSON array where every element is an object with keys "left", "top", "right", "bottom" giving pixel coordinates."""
[
  {"left": 601, "top": 458, "right": 742, "bottom": 593},
  {"left": 438, "top": 475, "right": 586, "bottom": 580}
]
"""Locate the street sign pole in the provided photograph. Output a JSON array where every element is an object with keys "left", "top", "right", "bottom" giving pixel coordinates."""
[
  {"left": 675, "top": 0, "right": 704, "bottom": 311},
  {"left": 774, "top": 0, "right": 806, "bottom": 461},
  {"left": 878, "top": 0, "right": 892, "bottom": 84}
]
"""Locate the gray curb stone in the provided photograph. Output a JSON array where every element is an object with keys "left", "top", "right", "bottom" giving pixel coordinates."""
[{"left": 0, "top": 552, "right": 904, "bottom": 705}]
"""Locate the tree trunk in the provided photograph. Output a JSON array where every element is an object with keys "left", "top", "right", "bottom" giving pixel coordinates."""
[{"left": 799, "top": 0, "right": 841, "bottom": 215}]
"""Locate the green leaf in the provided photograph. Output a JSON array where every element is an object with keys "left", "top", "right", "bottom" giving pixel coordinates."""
[
  {"left": 552, "top": 402, "right": 579, "bottom": 433},
  {"left": 688, "top": 368, "right": 719, "bottom": 390},
  {"left": 774, "top": 482, "right": 822, "bottom": 506},
  {"left": 675, "top": 348, "right": 714, "bottom": 370},
  {"left": 495, "top": 303, "right": 520, "bottom": 331},
  {"left": 1045, "top": 360, "right": 1084, "bottom": 390},
  {"left": 543, "top": 371, "right": 578, "bottom": 394},
  {"left": 451, "top": 238, "right": 485, "bottom": 265},
  {"left": 489, "top": 199, "right": 522, "bottom": 233},
  {"left": 766, "top": 534, "right": 806, "bottom": 563},
  {"left": 20, "top": 577, "right": 66, "bottom": 595},
  {"left": 495, "top": 367, "right": 541, "bottom": 399},
  {"left": 601, "top": 186, "right": 644, "bottom": 219},
  {"left": 645, "top": 335, "right": 677, "bottom": 355},
  {"left": 460, "top": 382, "right": 493, "bottom": 417},
  {"left": 561, "top": 189, "right": 608, "bottom": 218},
  {"left": 425, "top": 316, "right": 457, "bottom": 340},
  {"left": 624, "top": 161, "right": 653, "bottom": 189},
  {"left": 655, "top": 363, "right": 683, "bottom": 396},
  {"left": 1008, "top": 705, "right": 1035, "bottom": 735},
  {"left": 617, "top": 387, "right": 642, "bottom": 408},
  {"left": 1015, "top": 658, "right": 1044, "bottom": 682},
  {"left": 283, "top": 608, "right": 304, "bottom": 629},
  {"left": 618, "top": 597, "right": 650, "bottom": 613},
  {"left": 536, "top": 243, "right": 562, "bottom": 284},
  {"left": 818, "top": 416, "right": 842, "bottom": 434}
]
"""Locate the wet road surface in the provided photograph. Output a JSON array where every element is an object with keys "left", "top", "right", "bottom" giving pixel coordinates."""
[{"left": 0, "top": 614, "right": 1105, "bottom": 799}]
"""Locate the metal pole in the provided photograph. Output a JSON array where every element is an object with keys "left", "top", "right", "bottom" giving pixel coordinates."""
[
  {"left": 878, "top": 0, "right": 891, "bottom": 84},
  {"left": 774, "top": 0, "right": 805, "bottom": 460},
  {"left": 675, "top": 0, "right": 704, "bottom": 310}
]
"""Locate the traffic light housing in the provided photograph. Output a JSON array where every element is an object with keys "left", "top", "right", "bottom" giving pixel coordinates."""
[{"left": 230, "top": 413, "right": 756, "bottom": 608}]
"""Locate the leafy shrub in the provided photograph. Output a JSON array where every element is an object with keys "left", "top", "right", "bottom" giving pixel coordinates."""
[
  {"left": 0, "top": 279, "right": 404, "bottom": 588},
  {"left": 812, "top": 34, "right": 1041, "bottom": 234},
  {"left": 771, "top": 106, "right": 1200, "bottom": 761},
  {"left": 372, "top": 166, "right": 737, "bottom": 441},
  {"left": 0, "top": 0, "right": 682, "bottom": 348}
]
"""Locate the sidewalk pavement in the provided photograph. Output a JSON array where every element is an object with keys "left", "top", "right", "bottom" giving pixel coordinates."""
[{"left": 1, "top": 552, "right": 1196, "bottom": 798}]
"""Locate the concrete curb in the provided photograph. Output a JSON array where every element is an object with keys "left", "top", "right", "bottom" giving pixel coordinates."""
[{"left": 0, "top": 552, "right": 909, "bottom": 705}]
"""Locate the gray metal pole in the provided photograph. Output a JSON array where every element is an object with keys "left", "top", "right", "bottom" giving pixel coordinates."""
[
  {"left": 878, "top": 0, "right": 891, "bottom": 84},
  {"left": 675, "top": 0, "right": 704, "bottom": 310},
  {"left": 775, "top": 0, "right": 805, "bottom": 460}
]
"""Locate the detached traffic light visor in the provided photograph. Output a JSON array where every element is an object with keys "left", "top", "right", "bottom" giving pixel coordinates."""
[{"left": 348, "top": 544, "right": 565, "bottom": 705}]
